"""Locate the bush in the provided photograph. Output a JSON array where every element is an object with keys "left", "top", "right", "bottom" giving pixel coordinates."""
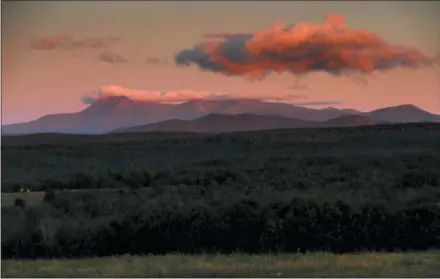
[
  {"left": 14, "top": 198, "right": 26, "bottom": 208},
  {"left": 43, "top": 190, "right": 56, "bottom": 203}
]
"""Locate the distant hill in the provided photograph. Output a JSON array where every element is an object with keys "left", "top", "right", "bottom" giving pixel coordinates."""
[
  {"left": 323, "top": 114, "right": 379, "bottom": 127},
  {"left": 3, "top": 96, "right": 440, "bottom": 135},
  {"left": 110, "top": 113, "right": 380, "bottom": 134},
  {"left": 367, "top": 104, "right": 440, "bottom": 123}
]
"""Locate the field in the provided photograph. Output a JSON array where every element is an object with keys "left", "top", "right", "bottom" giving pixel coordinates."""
[
  {"left": 2, "top": 123, "right": 440, "bottom": 275},
  {"left": 1, "top": 192, "right": 45, "bottom": 207},
  {"left": 3, "top": 252, "right": 440, "bottom": 277}
]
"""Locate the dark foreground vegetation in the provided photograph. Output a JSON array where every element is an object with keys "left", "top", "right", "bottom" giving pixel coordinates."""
[{"left": 2, "top": 123, "right": 440, "bottom": 259}]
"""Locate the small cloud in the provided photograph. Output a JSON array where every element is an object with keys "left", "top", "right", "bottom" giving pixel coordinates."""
[
  {"left": 265, "top": 93, "right": 307, "bottom": 102},
  {"left": 145, "top": 56, "right": 169, "bottom": 66},
  {"left": 29, "top": 35, "right": 120, "bottom": 51},
  {"left": 288, "top": 85, "right": 307, "bottom": 91},
  {"left": 285, "top": 93, "right": 307, "bottom": 99},
  {"left": 98, "top": 52, "right": 128, "bottom": 64},
  {"left": 288, "top": 79, "right": 308, "bottom": 90},
  {"left": 293, "top": 101, "right": 342, "bottom": 106},
  {"left": 68, "top": 52, "right": 85, "bottom": 59},
  {"left": 145, "top": 57, "right": 161, "bottom": 64},
  {"left": 203, "top": 33, "right": 252, "bottom": 39}
]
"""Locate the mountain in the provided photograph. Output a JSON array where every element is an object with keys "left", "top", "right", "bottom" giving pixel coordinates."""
[
  {"left": 2, "top": 96, "right": 174, "bottom": 135},
  {"left": 3, "top": 97, "right": 440, "bottom": 135},
  {"left": 323, "top": 114, "right": 378, "bottom": 127},
  {"left": 111, "top": 113, "right": 311, "bottom": 134},
  {"left": 367, "top": 104, "right": 440, "bottom": 123},
  {"left": 111, "top": 113, "right": 380, "bottom": 134},
  {"left": 1, "top": 97, "right": 355, "bottom": 135}
]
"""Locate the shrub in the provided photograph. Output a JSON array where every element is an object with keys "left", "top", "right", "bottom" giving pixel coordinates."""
[{"left": 14, "top": 198, "right": 26, "bottom": 208}]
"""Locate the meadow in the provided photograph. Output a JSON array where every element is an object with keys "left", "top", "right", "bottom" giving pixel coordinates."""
[
  {"left": 3, "top": 252, "right": 440, "bottom": 277},
  {"left": 2, "top": 124, "right": 440, "bottom": 268}
]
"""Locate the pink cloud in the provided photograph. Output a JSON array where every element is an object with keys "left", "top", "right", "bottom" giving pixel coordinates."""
[
  {"left": 98, "top": 52, "right": 128, "bottom": 64},
  {"left": 175, "top": 14, "right": 436, "bottom": 80},
  {"left": 29, "top": 35, "right": 120, "bottom": 51},
  {"left": 81, "top": 85, "right": 309, "bottom": 104}
]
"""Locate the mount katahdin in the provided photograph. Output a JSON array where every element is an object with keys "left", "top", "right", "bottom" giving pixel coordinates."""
[{"left": 3, "top": 96, "right": 440, "bottom": 135}]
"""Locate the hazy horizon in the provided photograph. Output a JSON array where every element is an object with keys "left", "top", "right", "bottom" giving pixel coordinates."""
[{"left": 2, "top": 1, "right": 440, "bottom": 125}]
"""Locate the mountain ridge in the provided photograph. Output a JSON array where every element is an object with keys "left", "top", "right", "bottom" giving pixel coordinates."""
[
  {"left": 3, "top": 97, "right": 440, "bottom": 135},
  {"left": 110, "top": 113, "right": 379, "bottom": 134}
]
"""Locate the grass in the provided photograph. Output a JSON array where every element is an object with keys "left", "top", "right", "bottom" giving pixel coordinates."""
[
  {"left": 2, "top": 252, "right": 440, "bottom": 277},
  {"left": 1, "top": 191, "right": 45, "bottom": 207}
]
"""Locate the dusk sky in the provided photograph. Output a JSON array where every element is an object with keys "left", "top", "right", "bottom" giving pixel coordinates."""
[{"left": 2, "top": 0, "right": 440, "bottom": 124}]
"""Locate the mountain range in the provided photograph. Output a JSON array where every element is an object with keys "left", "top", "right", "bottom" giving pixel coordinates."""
[
  {"left": 111, "top": 114, "right": 380, "bottom": 134},
  {"left": 3, "top": 96, "right": 440, "bottom": 135}
]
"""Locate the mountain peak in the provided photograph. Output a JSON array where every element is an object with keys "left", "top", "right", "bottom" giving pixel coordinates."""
[
  {"left": 369, "top": 103, "right": 438, "bottom": 123},
  {"left": 377, "top": 104, "right": 423, "bottom": 112},
  {"left": 394, "top": 104, "right": 422, "bottom": 110}
]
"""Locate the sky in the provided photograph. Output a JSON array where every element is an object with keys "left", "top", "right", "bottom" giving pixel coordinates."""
[{"left": 2, "top": 1, "right": 440, "bottom": 124}]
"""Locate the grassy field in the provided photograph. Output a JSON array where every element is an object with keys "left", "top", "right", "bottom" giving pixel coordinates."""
[
  {"left": 3, "top": 252, "right": 440, "bottom": 277},
  {"left": 1, "top": 191, "right": 45, "bottom": 207}
]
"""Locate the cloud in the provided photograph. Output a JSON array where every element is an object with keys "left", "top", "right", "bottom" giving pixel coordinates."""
[
  {"left": 175, "top": 14, "right": 435, "bottom": 80},
  {"left": 29, "top": 35, "right": 120, "bottom": 51},
  {"left": 203, "top": 33, "right": 252, "bottom": 39},
  {"left": 30, "top": 35, "right": 128, "bottom": 65},
  {"left": 145, "top": 56, "right": 168, "bottom": 65},
  {"left": 98, "top": 52, "right": 129, "bottom": 64},
  {"left": 292, "top": 101, "right": 342, "bottom": 106},
  {"left": 145, "top": 57, "right": 162, "bottom": 64},
  {"left": 283, "top": 93, "right": 306, "bottom": 98},
  {"left": 287, "top": 81, "right": 307, "bottom": 91},
  {"left": 81, "top": 85, "right": 308, "bottom": 104},
  {"left": 82, "top": 85, "right": 231, "bottom": 104}
]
